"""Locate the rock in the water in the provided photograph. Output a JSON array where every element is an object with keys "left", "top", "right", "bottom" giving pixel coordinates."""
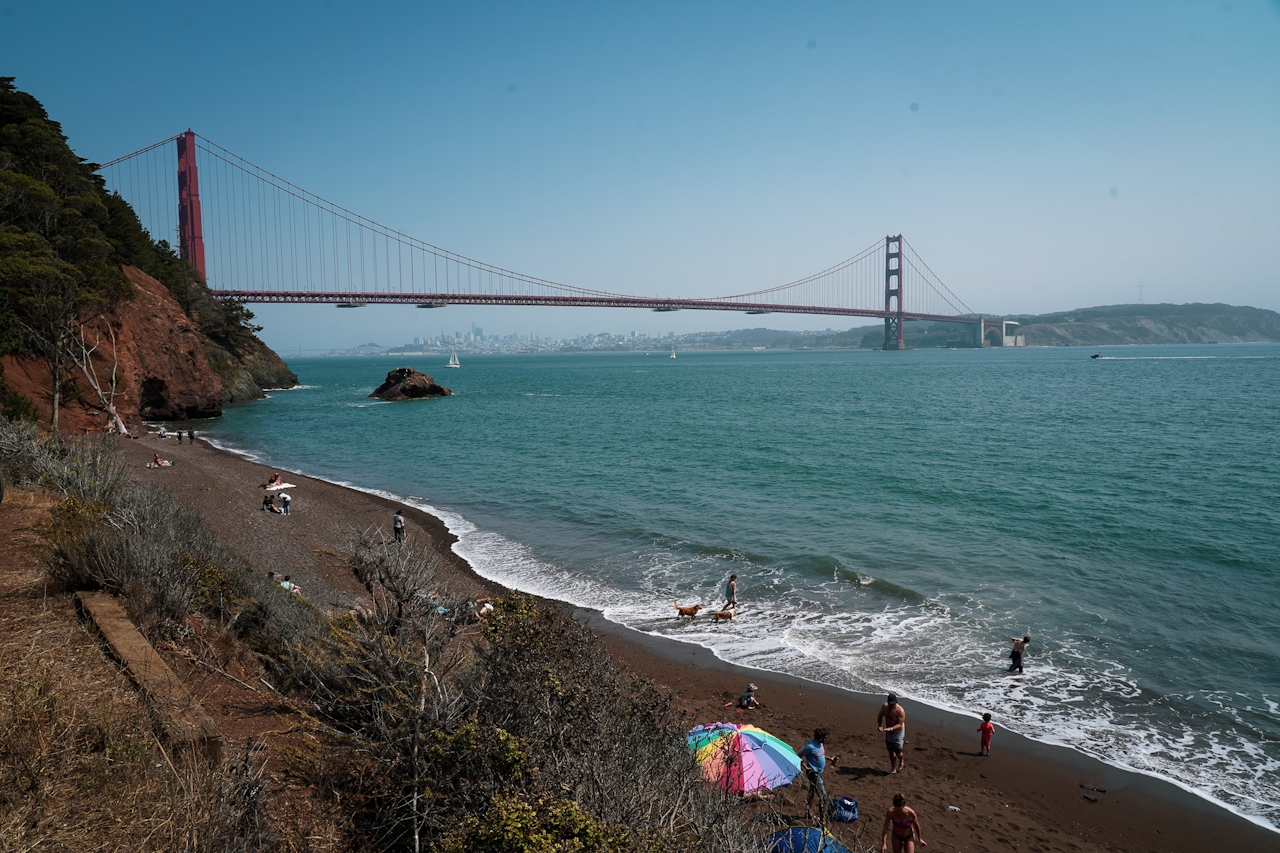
[{"left": 369, "top": 368, "right": 452, "bottom": 401}]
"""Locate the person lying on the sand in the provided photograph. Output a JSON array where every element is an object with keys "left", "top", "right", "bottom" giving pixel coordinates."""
[{"left": 147, "top": 454, "right": 173, "bottom": 468}]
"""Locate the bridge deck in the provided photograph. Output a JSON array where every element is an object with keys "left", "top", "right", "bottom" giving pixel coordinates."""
[{"left": 214, "top": 291, "right": 981, "bottom": 325}]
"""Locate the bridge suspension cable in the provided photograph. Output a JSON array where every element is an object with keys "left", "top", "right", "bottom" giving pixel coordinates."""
[{"left": 97, "top": 133, "right": 978, "bottom": 325}]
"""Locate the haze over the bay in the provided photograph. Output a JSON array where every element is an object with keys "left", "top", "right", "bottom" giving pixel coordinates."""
[{"left": 6, "top": 1, "right": 1278, "bottom": 351}]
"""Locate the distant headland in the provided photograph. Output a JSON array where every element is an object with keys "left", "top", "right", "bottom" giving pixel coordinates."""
[{"left": 324, "top": 302, "right": 1280, "bottom": 357}]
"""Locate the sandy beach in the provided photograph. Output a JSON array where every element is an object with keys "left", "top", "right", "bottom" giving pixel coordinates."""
[{"left": 121, "top": 432, "right": 1277, "bottom": 853}]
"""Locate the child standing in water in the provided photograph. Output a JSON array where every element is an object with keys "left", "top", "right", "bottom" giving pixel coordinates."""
[{"left": 977, "top": 713, "right": 994, "bottom": 756}]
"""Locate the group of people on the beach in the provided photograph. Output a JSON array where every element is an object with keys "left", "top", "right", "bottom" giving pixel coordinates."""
[
  {"left": 791, "top": 714, "right": 927, "bottom": 852},
  {"left": 155, "top": 426, "right": 195, "bottom": 443},
  {"left": 722, "top": 618, "right": 1034, "bottom": 848},
  {"left": 260, "top": 473, "right": 293, "bottom": 514},
  {"left": 146, "top": 427, "right": 197, "bottom": 468}
]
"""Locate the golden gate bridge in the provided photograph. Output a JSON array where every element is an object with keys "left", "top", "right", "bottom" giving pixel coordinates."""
[{"left": 98, "top": 131, "right": 988, "bottom": 349}]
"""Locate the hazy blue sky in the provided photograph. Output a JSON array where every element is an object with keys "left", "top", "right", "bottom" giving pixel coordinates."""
[{"left": 5, "top": 1, "right": 1279, "bottom": 349}]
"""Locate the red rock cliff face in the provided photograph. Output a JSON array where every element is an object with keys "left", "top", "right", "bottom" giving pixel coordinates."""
[{"left": 0, "top": 266, "right": 225, "bottom": 432}]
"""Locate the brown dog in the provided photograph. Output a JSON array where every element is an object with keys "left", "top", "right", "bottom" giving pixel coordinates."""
[
  {"left": 674, "top": 602, "right": 703, "bottom": 619},
  {"left": 712, "top": 607, "right": 735, "bottom": 623}
]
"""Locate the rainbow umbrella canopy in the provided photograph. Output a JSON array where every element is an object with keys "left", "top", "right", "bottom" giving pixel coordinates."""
[{"left": 686, "top": 722, "right": 802, "bottom": 796}]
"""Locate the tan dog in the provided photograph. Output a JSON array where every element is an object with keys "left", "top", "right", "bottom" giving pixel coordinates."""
[
  {"left": 712, "top": 607, "right": 736, "bottom": 623},
  {"left": 674, "top": 602, "right": 703, "bottom": 619}
]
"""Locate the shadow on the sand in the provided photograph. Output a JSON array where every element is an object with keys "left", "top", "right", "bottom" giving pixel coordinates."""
[{"left": 834, "top": 765, "right": 891, "bottom": 779}]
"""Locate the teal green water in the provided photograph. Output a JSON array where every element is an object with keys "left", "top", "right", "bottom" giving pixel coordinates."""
[{"left": 200, "top": 344, "right": 1280, "bottom": 830}]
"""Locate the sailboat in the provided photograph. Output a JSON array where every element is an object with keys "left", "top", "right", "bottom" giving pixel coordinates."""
[
  {"left": 445, "top": 348, "right": 461, "bottom": 368},
  {"left": 669, "top": 347, "right": 677, "bottom": 360}
]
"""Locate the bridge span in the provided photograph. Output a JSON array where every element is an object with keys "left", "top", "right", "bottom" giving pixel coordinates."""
[{"left": 99, "top": 131, "right": 985, "bottom": 349}]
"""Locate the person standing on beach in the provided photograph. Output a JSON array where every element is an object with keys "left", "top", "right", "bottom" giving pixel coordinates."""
[
  {"left": 724, "top": 574, "right": 737, "bottom": 610},
  {"left": 881, "top": 792, "right": 926, "bottom": 853},
  {"left": 280, "top": 493, "right": 291, "bottom": 515},
  {"left": 878, "top": 693, "right": 907, "bottom": 774},
  {"left": 187, "top": 429, "right": 195, "bottom": 444},
  {"left": 393, "top": 511, "right": 406, "bottom": 542},
  {"left": 799, "top": 728, "right": 828, "bottom": 821},
  {"left": 1008, "top": 635, "right": 1031, "bottom": 673},
  {"left": 977, "top": 713, "right": 994, "bottom": 756}
]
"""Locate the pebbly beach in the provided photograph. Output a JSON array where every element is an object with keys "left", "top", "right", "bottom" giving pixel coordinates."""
[{"left": 119, "top": 432, "right": 1277, "bottom": 853}]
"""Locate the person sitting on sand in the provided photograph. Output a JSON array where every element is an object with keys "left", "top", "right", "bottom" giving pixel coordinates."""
[
  {"left": 266, "top": 472, "right": 282, "bottom": 488},
  {"left": 881, "top": 792, "right": 926, "bottom": 853},
  {"left": 279, "top": 575, "right": 301, "bottom": 595},
  {"left": 263, "top": 494, "right": 280, "bottom": 513},
  {"left": 878, "top": 693, "right": 907, "bottom": 774},
  {"left": 737, "top": 683, "right": 761, "bottom": 710}
]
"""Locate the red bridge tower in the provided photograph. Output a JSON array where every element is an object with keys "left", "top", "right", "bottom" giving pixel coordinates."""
[
  {"left": 176, "top": 130, "right": 207, "bottom": 281},
  {"left": 883, "top": 234, "right": 904, "bottom": 349}
]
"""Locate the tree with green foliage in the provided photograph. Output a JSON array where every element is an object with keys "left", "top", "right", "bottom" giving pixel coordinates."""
[{"left": 1, "top": 77, "right": 280, "bottom": 428}]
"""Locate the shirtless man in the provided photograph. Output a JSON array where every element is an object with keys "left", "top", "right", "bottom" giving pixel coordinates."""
[
  {"left": 877, "top": 693, "right": 907, "bottom": 774},
  {"left": 1008, "top": 635, "right": 1031, "bottom": 673}
]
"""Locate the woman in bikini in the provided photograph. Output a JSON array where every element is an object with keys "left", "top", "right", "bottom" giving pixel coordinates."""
[{"left": 881, "top": 792, "right": 926, "bottom": 853}]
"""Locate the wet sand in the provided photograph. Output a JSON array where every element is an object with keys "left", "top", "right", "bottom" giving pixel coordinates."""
[{"left": 121, "top": 433, "right": 1276, "bottom": 853}]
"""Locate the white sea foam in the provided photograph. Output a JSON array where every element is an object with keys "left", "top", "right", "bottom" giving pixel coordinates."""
[
  {"left": 188, "top": 435, "right": 1280, "bottom": 834},
  {"left": 427, "top": 510, "right": 1280, "bottom": 834}
]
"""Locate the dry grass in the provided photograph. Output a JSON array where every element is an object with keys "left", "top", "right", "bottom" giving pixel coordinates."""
[
  {"left": 0, "top": 594, "right": 273, "bottom": 851},
  {"left": 0, "top": 422, "right": 854, "bottom": 852}
]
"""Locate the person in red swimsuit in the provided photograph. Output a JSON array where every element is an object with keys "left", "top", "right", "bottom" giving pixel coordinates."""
[
  {"left": 978, "top": 712, "right": 995, "bottom": 756},
  {"left": 881, "top": 792, "right": 926, "bottom": 853}
]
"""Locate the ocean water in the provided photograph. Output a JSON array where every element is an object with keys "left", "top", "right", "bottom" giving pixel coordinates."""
[{"left": 200, "top": 344, "right": 1280, "bottom": 831}]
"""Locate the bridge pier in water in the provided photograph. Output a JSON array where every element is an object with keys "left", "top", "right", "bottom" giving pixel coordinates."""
[{"left": 882, "top": 234, "right": 905, "bottom": 350}]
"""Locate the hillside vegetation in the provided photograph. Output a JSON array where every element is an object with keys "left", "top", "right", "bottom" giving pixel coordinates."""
[
  {"left": 1011, "top": 303, "right": 1280, "bottom": 346},
  {"left": 0, "top": 77, "right": 294, "bottom": 429},
  {"left": 0, "top": 420, "right": 778, "bottom": 852}
]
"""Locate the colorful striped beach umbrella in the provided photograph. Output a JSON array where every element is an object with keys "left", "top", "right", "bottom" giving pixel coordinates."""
[{"left": 686, "top": 722, "right": 802, "bottom": 796}]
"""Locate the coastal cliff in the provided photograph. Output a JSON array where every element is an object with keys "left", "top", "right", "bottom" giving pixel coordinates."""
[
  {"left": 0, "top": 264, "right": 296, "bottom": 431},
  {"left": 0, "top": 77, "right": 295, "bottom": 432}
]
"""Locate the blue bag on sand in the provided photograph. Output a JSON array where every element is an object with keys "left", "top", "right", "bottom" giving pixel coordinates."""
[{"left": 829, "top": 797, "right": 858, "bottom": 822}]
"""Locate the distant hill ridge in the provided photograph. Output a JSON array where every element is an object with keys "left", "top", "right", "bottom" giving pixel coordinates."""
[{"left": 1008, "top": 302, "right": 1280, "bottom": 347}]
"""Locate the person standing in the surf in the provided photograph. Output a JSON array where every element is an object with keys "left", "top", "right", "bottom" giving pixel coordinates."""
[{"left": 1008, "top": 635, "right": 1031, "bottom": 673}]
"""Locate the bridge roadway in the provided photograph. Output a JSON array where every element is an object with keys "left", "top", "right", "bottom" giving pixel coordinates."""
[{"left": 214, "top": 290, "right": 982, "bottom": 325}]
